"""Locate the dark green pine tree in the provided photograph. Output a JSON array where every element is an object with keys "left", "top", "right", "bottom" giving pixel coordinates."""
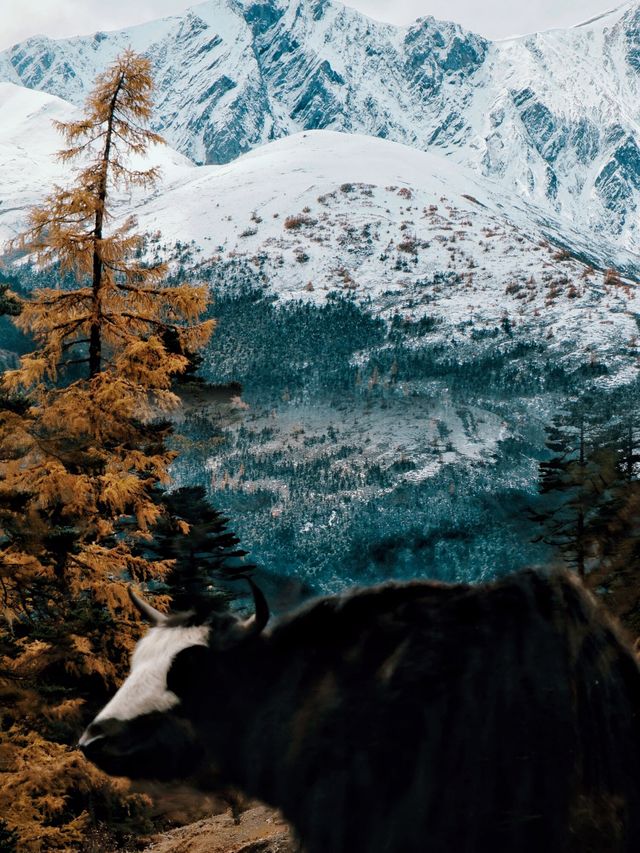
[
  {"left": 584, "top": 403, "right": 640, "bottom": 638},
  {"left": 140, "top": 486, "right": 254, "bottom": 611},
  {"left": 609, "top": 391, "right": 640, "bottom": 484},
  {"left": 0, "top": 270, "right": 21, "bottom": 317},
  {"left": 0, "top": 269, "right": 33, "bottom": 360},
  {"left": 162, "top": 326, "right": 204, "bottom": 380},
  {"left": 532, "top": 387, "right": 640, "bottom": 638},
  {"left": 531, "top": 402, "right": 617, "bottom": 579}
]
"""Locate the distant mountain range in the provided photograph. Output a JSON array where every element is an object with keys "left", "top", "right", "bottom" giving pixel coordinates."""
[
  {"left": 3, "top": 0, "right": 640, "bottom": 255},
  {"left": 2, "top": 80, "right": 637, "bottom": 371}
]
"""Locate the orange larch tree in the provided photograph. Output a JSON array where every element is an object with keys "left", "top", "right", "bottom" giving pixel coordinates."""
[{"left": 0, "top": 50, "right": 214, "bottom": 850}]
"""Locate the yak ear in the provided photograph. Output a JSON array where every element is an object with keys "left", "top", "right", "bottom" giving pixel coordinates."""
[{"left": 129, "top": 587, "right": 168, "bottom": 626}]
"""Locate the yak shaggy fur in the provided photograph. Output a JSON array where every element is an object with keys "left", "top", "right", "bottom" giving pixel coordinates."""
[{"left": 85, "top": 570, "right": 640, "bottom": 853}]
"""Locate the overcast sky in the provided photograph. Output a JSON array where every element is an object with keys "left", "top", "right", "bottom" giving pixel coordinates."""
[{"left": 0, "top": 1, "right": 623, "bottom": 52}]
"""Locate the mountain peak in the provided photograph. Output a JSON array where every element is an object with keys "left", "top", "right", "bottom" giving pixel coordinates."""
[{"left": 0, "top": 0, "right": 487, "bottom": 167}]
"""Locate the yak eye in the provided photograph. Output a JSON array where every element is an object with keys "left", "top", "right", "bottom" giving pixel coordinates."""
[{"left": 167, "top": 645, "right": 210, "bottom": 698}]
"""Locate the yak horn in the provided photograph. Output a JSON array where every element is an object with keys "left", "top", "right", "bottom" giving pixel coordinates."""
[
  {"left": 128, "top": 587, "right": 168, "bottom": 626},
  {"left": 241, "top": 577, "right": 270, "bottom": 636}
]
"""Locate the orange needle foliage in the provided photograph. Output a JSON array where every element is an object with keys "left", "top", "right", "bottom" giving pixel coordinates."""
[{"left": 0, "top": 51, "right": 214, "bottom": 850}]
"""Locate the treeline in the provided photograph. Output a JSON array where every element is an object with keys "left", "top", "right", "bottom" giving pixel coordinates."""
[
  {"left": 181, "top": 271, "right": 592, "bottom": 403},
  {"left": 0, "top": 54, "right": 251, "bottom": 852},
  {"left": 169, "top": 275, "right": 562, "bottom": 589},
  {"left": 175, "top": 271, "right": 640, "bottom": 606}
]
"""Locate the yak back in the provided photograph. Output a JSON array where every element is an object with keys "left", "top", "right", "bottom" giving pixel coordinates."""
[{"left": 223, "top": 570, "right": 640, "bottom": 853}]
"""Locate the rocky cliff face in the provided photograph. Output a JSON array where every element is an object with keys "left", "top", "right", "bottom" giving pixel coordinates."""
[
  {"left": 0, "top": 0, "right": 487, "bottom": 166},
  {"left": 461, "top": 3, "right": 640, "bottom": 249}
]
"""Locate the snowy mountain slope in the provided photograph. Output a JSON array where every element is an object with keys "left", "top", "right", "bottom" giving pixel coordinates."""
[
  {"left": 135, "top": 130, "right": 640, "bottom": 385},
  {"left": 0, "top": 82, "right": 192, "bottom": 246},
  {"left": 5, "top": 1, "right": 640, "bottom": 254},
  {"left": 2, "top": 83, "right": 639, "bottom": 388},
  {"left": 0, "top": 83, "right": 72, "bottom": 231},
  {"left": 464, "top": 4, "right": 640, "bottom": 245}
]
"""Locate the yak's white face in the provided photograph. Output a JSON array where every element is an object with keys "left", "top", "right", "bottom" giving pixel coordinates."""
[
  {"left": 78, "top": 622, "right": 211, "bottom": 780},
  {"left": 78, "top": 624, "right": 210, "bottom": 778},
  {"left": 78, "top": 582, "right": 268, "bottom": 781},
  {"left": 96, "top": 624, "right": 209, "bottom": 725}
]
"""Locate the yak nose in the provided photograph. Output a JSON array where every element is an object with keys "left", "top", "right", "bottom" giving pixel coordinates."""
[
  {"left": 78, "top": 721, "right": 107, "bottom": 751},
  {"left": 78, "top": 718, "right": 125, "bottom": 751}
]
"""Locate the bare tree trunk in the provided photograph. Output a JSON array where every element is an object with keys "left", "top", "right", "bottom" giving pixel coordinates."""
[{"left": 89, "top": 73, "right": 124, "bottom": 378}]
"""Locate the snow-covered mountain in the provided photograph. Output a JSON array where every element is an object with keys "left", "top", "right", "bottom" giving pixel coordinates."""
[
  {"left": 0, "top": 0, "right": 488, "bottom": 167},
  {"left": 2, "top": 80, "right": 637, "bottom": 386},
  {"left": 4, "top": 79, "right": 640, "bottom": 587},
  {"left": 4, "top": 0, "right": 640, "bottom": 255},
  {"left": 0, "top": 82, "right": 192, "bottom": 247},
  {"left": 3, "top": 8, "right": 640, "bottom": 588}
]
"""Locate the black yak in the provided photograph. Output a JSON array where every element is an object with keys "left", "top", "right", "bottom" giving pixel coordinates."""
[{"left": 79, "top": 570, "right": 640, "bottom": 852}]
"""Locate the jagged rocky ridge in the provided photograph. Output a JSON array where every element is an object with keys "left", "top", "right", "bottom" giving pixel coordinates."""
[
  {"left": 0, "top": 0, "right": 488, "bottom": 166},
  {"left": 4, "top": 1, "right": 640, "bottom": 254}
]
